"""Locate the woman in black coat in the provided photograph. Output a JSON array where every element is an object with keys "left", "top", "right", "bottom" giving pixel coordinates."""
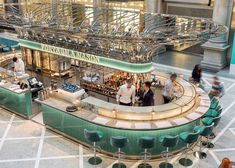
[{"left": 192, "top": 64, "right": 202, "bottom": 84}]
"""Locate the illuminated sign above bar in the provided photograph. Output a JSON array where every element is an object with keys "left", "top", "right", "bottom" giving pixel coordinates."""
[
  {"left": 19, "top": 39, "right": 154, "bottom": 74},
  {"left": 41, "top": 44, "right": 100, "bottom": 64}
]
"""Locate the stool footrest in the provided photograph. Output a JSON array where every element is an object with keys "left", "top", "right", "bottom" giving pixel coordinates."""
[
  {"left": 193, "top": 151, "right": 207, "bottom": 159},
  {"left": 88, "top": 157, "right": 102, "bottom": 165},
  {"left": 208, "top": 132, "right": 216, "bottom": 139},
  {"left": 202, "top": 141, "right": 214, "bottom": 148},
  {"left": 138, "top": 163, "right": 152, "bottom": 168},
  {"left": 159, "top": 162, "right": 173, "bottom": 168},
  {"left": 112, "top": 162, "right": 127, "bottom": 168},
  {"left": 179, "top": 158, "right": 193, "bottom": 167}
]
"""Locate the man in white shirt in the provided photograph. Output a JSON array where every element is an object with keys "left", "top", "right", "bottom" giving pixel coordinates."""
[
  {"left": 163, "top": 73, "right": 177, "bottom": 104},
  {"left": 116, "top": 78, "right": 136, "bottom": 106},
  {"left": 13, "top": 57, "right": 25, "bottom": 74}
]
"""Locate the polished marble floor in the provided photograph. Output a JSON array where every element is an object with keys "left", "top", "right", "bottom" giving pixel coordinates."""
[{"left": 0, "top": 62, "right": 235, "bottom": 168}]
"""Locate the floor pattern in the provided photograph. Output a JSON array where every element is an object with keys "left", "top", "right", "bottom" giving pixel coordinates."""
[{"left": 0, "top": 64, "right": 235, "bottom": 168}]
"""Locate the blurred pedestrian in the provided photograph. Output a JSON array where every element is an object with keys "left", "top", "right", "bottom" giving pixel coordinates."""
[{"left": 210, "top": 76, "right": 225, "bottom": 98}]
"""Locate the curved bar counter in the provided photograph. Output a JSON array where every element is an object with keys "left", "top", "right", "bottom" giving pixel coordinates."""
[
  {"left": 37, "top": 74, "right": 210, "bottom": 159},
  {"left": 83, "top": 74, "right": 196, "bottom": 121}
]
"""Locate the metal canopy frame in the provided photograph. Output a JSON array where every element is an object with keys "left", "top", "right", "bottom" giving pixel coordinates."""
[{"left": 0, "top": 2, "right": 228, "bottom": 64}]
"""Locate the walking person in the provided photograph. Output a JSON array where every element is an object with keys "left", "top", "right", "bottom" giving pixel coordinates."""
[
  {"left": 210, "top": 76, "right": 225, "bottom": 98},
  {"left": 191, "top": 64, "right": 202, "bottom": 84}
]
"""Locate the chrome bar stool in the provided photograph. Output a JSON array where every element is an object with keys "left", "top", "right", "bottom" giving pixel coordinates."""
[
  {"left": 179, "top": 131, "right": 200, "bottom": 167},
  {"left": 110, "top": 136, "right": 129, "bottom": 168},
  {"left": 138, "top": 137, "right": 155, "bottom": 168},
  {"left": 202, "top": 115, "right": 221, "bottom": 144},
  {"left": 159, "top": 135, "right": 179, "bottom": 168},
  {"left": 193, "top": 123, "right": 214, "bottom": 159},
  {"left": 84, "top": 129, "right": 104, "bottom": 165}
]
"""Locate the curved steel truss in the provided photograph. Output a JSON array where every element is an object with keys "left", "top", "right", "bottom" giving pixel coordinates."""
[{"left": 0, "top": 2, "right": 228, "bottom": 64}]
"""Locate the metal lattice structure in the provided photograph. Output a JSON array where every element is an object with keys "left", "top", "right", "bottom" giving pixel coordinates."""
[{"left": 0, "top": 2, "right": 228, "bottom": 63}]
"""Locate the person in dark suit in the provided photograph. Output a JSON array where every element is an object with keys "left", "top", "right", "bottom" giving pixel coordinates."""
[{"left": 141, "top": 81, "right": 154, "bottom": 106}]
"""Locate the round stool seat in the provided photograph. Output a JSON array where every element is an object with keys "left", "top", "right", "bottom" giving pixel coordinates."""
[
  {"left": 179, "top": 131, "right": 199, "bottom": 144},
  {"left": 204, "top": 108, "right": 222, "bottom": 118},
  {"left": 202, "top": 116, "right": 221, "bottom": 127},
  {"left": 111, "top": 136, "right": 128, "bottom": 149},
  {"left": 159, "top": 135, "right": 178, "bottom": 148},
  {"left": 209, "top": 97, "right": 219, "bottom": 109},
  {"left": 194, "top": 124, "right": 214, "bottom": 137},
  {"left": 84, "top": 129, "right": 104, "bottom": 142},
  {"left": 138, "top": 137, "right": 155, "bottom": 149}
]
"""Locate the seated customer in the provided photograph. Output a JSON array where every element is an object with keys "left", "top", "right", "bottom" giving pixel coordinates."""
[
  {"left": 141, "top": 81, "right": 154, "bottom": 106},
  {"left": 163, "top": 73, "right": 178, "bottom": 104}
]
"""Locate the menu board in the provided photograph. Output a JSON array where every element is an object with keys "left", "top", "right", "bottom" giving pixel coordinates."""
[{"left": 164, "top": 0, "right": 210, "bottom": 4}]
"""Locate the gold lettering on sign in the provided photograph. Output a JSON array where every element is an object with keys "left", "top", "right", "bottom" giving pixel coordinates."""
[{"left": 41, "top": 44, "right": 99, "bottom": 64}]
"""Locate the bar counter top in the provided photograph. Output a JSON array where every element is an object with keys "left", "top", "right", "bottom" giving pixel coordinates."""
[
  {"left": 81, "top": 75, "right": 205, "bottom": 121},
  {"left": 0, "top": 81, "right": 29, "bottom": 94},
  {"left": 37, "top": 86, "right": 210, "bottom": 130},
  {"left": 0, "top": 67, "right": 30, "bottom": 94}
]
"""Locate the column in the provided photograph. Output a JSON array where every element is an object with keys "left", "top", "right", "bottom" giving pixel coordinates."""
[
  {"left": 144, "top": 0, "right": 163, "bottom": 32},
  {"left": 51, "top": 0, "right": 57, "bottom": 22},
  {"left": 201, "top": 0, "right": 233, "bottom": 71},
  {"left": 93, "top": 0, "right": 103, "bottom": 27},
  {"left": 145, "top": 0, "right": 166, "bottom": 54},
  {"left": 145, "top": 0, "right": 162, "bottom": 14}
]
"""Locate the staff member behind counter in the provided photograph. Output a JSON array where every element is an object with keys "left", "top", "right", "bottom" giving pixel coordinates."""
[
  {"left": 163, "top": 73, "right": 179, "bottom": 104},
  {"left": 12, "top": 56, "right": 25, "bottom": 74},
  {"left": 116, "top": 78, "right": 136, "bottom": 106}
]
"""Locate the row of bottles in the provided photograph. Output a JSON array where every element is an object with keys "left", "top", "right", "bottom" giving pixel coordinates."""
[{"left": 38, "top": 88, "right": 50, "bottom": 101}]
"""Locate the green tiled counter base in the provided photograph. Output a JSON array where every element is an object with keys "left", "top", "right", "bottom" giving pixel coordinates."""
[
  {"left": 42, "top": 104, "right": 199, "bottom": 157},
  {"left": 0, "top": 87, "right": 32, "bottom": 118}
]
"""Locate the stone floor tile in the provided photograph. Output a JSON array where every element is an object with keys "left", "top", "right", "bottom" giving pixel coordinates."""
[{"left": 0, "top": 139, "right": 40, "bottom": 160}]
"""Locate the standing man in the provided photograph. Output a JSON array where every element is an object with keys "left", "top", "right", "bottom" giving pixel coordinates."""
[
  {"left": 116, "top": 78, "right": 136, "bottom": 106},
  {"left": 141, "top": 81, "right": 154, "bottom": 106},
  {"left": 13, "top": 56, "right": 25, "bottom": 74},
  {"left": 163, "top": 73, "right": 178, "bottom": 104}
]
